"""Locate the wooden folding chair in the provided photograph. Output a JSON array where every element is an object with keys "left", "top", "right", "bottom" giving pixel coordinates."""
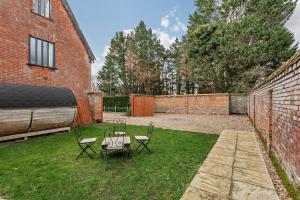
[
  {"left": 135, "top": 122, "right": 154, "bottom": 153},
  {"left": 73, "top": 126, "right": 97, "bottom": 160}
]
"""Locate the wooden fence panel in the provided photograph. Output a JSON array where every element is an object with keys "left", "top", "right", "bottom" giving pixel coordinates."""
[
  {"left": 131, "top": 95, "right": 154, "bottom": 117},
  {"left": 75, "top": 97, "right": 93, "bottom": 125}
]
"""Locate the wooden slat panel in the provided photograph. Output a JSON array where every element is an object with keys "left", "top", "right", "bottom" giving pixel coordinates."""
[
  {"left": 31, "top": 107, "right": 76, "bottom": 131},
  {"left": 0, "top": 109, "right": 31, "bottom": 136},
  {"left": 132, "top": 95, "right": 154, "bottom": 116},
  {"left": 75, "top": 98, "right": 93, "bottom": 125},
  {"left": 0, "top": 127, "right": 70, "bottom": 142}
]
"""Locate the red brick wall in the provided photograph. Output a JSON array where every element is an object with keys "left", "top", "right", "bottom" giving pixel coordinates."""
[
  {"left": 155, "top": 95, "right": 187, "bottom": 114},
  {"left": 0, "top": 0, "right": 92, "bottom": 124},
  {"left": 248, "top": 52, "right": 300, "bottom": 187},
  {"left": 154, "top": 94, "right": 229, "bottom": 115}
]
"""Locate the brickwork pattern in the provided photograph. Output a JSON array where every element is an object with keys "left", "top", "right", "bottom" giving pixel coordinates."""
[
  {"left": 154, "top": 94, "right": 230, "bottom": 115},
  {"left": 248, "top": 52, "right": 300, "bottom": 187},
  {"left": 0, "top": 0, "right": 92, "bottom": 124}
]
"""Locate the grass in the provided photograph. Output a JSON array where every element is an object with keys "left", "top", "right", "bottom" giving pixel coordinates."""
[
  {"left": 270, "top": 152, "right": 300, "bottom": 200},
  {"left": 0, "top": 123, "right": 218, "bottom": 200}
]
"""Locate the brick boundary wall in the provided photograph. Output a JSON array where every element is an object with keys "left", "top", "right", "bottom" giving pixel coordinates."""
[
  {"left": 248, "top": 52, "right": 300, "bottom": 187},
  {"left": 154, "top": 93, "right": 230, "bottom": 115}
]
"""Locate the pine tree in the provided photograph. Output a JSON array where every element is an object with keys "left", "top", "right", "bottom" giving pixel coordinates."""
[
  {"left": 97, "top": 22, "right": 166, "bottom": 95},
  {"left": 111, "top": 32, "right": 127, "bottom": 94},
  {"left": 96, "top": 50, "right": 119, "bottom": 95},
  {"left": 168, "top": 38, "right": 184, "bottom": 94},
  {"left": 97, "top": 32, "right": 126, "bottom": 95},
  {"left": 132, "top": 21, "right": 165, "bottom": 95},
  {"left": 125, "top": 33, "right": 140, "bottom": 94}
]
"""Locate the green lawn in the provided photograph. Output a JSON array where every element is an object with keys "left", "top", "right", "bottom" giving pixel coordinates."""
[{"left": 0, "top": 124, "right": 218, "bottom": 200}]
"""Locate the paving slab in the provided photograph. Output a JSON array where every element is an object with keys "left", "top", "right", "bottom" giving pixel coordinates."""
[
  {"left": 236, "top": 146, "right": 260, "bottom": 154},
  {"left": 234, "top": 157, "right": 268, "bottom": 172},
  {"left": 199, "top": 161, "right": 233, "bottom": 179},
  {"left": 209, "top": 146, "right": 235, "bottom": 157},
  {"left": 206, "top": 153, "right": 235, "bottom": 166},
  {"left": 181, "top": 130, "right": 279, "bottom": 200},
  {"left": 233, "top": 167, "right": 275, "bottom": 189},
  {"left": 181, "top": 186, "right": 228, "bottom": 200},
  {"left": 190, "top": 172, "right": 231, "bottom": 198},
  {"left": 213, "top": 142, "right": 236, "bottom": 150},
  {"left": 231, "top": 181, "right": 279, "bottom": 200},
  {"left": 235, "top": 150, "right": 263, "bottom": 161}
]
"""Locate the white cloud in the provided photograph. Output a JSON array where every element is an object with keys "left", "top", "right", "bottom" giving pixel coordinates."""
[
  {"left": 160, "top": 6, "right": 187, "bottom": 34},
  {"left": 286, "top": 2, "right": 300, "bottom": 46},
  {"left": 171, "top": 17, "right": 187, "bottom": 32},
  {"left": 102, "top": 45, "right": 110, "bottom": 57},
  {"left": 161, "top": 16, "right": 170, "bottom": 28},
  {"left": 153, "top": 29, "right": 176, "bottom": 48},
  {"left": 91, "top": 45, "right": 110, "bottom": 76},
  {"left": 169, "top": 7, "right": 177, "bottom": 17},
  {"left": 123, "top": 29, "right": 133, "bottom": 36},
  {"left": 160, "top": 7, "right": 177, "bottom": 28}
]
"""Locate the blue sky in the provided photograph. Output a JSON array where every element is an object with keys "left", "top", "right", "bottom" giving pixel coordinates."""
[
  {"left": 68, "top": 0, "right": 300, "bottom": 76},
  {"left": 68, "top": 0, "right": 196, "bottom": 75}
]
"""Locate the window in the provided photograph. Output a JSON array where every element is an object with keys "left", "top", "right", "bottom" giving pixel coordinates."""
[
  {"left": 29, "top": 36, "right": 55, "bottom": 68},
  {"left": 33, "top": 0, "right": 51, "bottom": 18}
]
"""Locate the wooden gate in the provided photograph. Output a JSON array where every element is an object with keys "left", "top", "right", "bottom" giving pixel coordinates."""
[{"left": 130, "top": 94, "right": 154, "bottom": 117}]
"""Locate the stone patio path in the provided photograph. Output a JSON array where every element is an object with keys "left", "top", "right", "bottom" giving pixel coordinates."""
[{"left": 181, "top": 130, "right": 279, "bottom": 200}]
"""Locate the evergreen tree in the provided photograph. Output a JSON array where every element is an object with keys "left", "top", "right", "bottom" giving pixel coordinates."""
[
  {"left": 96, "top": 49, "right": 119, "bottom": 95},
  {"left": 97, "top": 32, "right": 126, "bottom": 95},
  {"left": 168, "top": 38, "right": 184, "bottom": 94},
  {"left": 97, "top": 22, "right": 166, "bottom": 95},
  {"left": 125, "top": 33, "right": 139, "bottom": 94},
  {"left": 132, "top": 21, "right": 165, "bottom": 95},
  {"left": 185, "top": 0, "right": 297, "bottom": 93},
  {"left": 112, "top": 32, "right": 128, "bottom": 94}
]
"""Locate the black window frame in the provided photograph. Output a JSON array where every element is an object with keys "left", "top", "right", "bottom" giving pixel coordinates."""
[
  {"left": 32, "top": 0, "right": 51, "bottom": 19},
  {"left": 28, "top": 35, "right": 56, "bottom": 69}
]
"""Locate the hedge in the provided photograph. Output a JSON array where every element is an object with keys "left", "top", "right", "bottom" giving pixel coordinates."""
[{"left": 103, "top": 96, "right": 130, "bottom": 108}]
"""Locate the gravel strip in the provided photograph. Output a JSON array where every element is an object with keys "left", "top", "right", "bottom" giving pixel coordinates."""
[
  {"left": 104, "top": 112, "right": 254, "bottom": 134},
  {"left": 254, "top": 132, "right": 291, "bottom": 200}
]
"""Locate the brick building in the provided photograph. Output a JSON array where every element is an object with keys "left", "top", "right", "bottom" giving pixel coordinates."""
[{"left": 0, "top": 0, "right": 96, "bottom": 124}]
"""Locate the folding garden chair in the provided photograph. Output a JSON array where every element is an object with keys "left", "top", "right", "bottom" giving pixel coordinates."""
[
  {"left": 135, "top": 122, "right": 154, "bottom": 153},
  {"left": 73, "top": 126, "right": 97, "bottom": 160},
  {"left": 100, "top": 129, "right": 131, "bottom": 162},
  {"left": 113, "top": 118, "right": 126, "bottom": 136}
]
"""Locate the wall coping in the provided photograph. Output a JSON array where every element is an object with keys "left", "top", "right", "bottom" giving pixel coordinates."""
[
  {"left": 130, "top": 94, "right": 155, "bottom": 97},
  {"left": 87, "top": 91, "right": 103, "bottom": 95},
  {"left": 154, "top": 93, "right": 229, "bottom": 98}
]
